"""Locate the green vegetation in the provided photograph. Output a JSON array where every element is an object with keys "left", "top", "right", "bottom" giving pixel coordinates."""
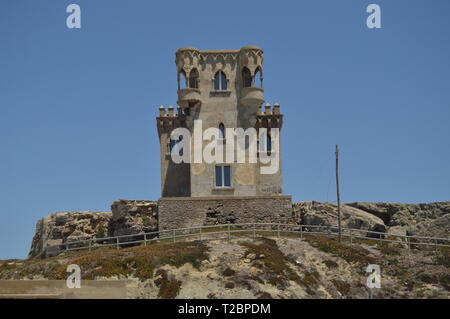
[
  {"left": 240, "top": 238, "right": 306, "bottom": 288},
  {"left": 0, "top": 241, "right": 209, "bottom": 282},
  {"left": 303, "top": 235, "right": 377, "bottom": 266},
  {"left": 376, "top": 242, "right": 401, "bottom": 256},
  {"left": 433, "top": 248, "right": 450, "bottom": 268},
  {"left": 155, "top": 269, "right": 181, "bottom": 299},
  {"left": 332, "top": 279, "right": 351, "bottom": 296}
]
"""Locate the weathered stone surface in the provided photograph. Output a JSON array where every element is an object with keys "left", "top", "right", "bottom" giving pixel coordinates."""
[
  {"left": 110, "top": 199, "right": 158, "bottom": 236},
  {"left": 28, "top": 211, "right": 111, "bottom": 258},
  {"left": 158, "top": 195, "right": 294, "bottom": 230},
  {"left": 407, "top": 214, "right": 450, "bottom": 239},
  {"left": 28, "top": 199, "right": 449, "bottom": 259},
  {"left": 347, "top": 201, "right": 450, "bottom": 238},
  {"left": 294, "top": 201, "right": 387, "bottom": 233},
  {"left": 347, "top": 202, "right": 449, "bottom": 226}
]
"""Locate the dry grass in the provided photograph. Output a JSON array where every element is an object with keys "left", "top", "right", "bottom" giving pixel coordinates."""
[{"left": 0, "top": 241, "right": 209, "bottom": 281}]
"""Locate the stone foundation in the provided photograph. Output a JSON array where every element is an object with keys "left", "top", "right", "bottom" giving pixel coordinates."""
[{"left": 158, "top": 195, "right": 294, "bottom": 230}]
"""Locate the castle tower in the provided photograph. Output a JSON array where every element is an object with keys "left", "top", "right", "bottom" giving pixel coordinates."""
[{"left": 156, "top": 46, "right": 284, "bottom": 198}]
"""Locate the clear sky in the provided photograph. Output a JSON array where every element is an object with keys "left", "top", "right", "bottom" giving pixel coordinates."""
[{"left": 1, "top": 0, "right": 449, "bottom": 259}]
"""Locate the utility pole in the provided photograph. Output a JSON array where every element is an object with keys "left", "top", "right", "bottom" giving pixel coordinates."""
[{"left": 335, "top": 144, "right": 342, "bottom": 242}]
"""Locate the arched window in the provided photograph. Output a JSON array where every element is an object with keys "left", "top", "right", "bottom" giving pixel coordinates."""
[
  {"left": 214, "top": 71, "right": 227, "bottom": 90},
  {"left": 218, "top": 123, "right": 225, "bottom": 139},
  {"left": 188, "top": 68, "right": 199, "bottom": 89},
  {"left": 179, "top": 70, "right": 187, "bottom": 89},
  {"left": 254, "top": 68, "right": 263, "bottom": 87},
  {"left": 242, "top": 67, "right": 252, "bottom": 88}
]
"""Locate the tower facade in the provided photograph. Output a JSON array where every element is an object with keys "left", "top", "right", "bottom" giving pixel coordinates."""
[{"left": 156, "top": 46, "right": 284, "bottom": 198}]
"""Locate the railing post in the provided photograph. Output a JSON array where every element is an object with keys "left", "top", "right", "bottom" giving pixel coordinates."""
[
  {"left": 116, "top": 237, "right": 120, "bottom": 250},
  {"left": 228, "top": 224, "right": 231, "bottom": 241},
  {"left": 277, "top": 224, "right": 280, "bottom": 238},
  {"left": 144, "top": 234, "right": 147, "bottom": 246}
]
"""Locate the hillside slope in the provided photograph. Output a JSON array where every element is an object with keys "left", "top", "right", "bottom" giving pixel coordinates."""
[{"left": 2, "top": 236, "right": 449, "bottom": 299}]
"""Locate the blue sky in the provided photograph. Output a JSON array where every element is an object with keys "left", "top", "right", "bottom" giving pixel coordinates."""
[{"left": 1, "top": 0, "right": 449, "bottom": 259}]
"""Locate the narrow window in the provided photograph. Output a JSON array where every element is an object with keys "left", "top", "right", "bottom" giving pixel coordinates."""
[
  {"left": 260, "top": 133, "right": 272, "bottom": 152},
  {"left": 266, "top": 134, "right": 272, "bottom": 152},
  {"left": 215, "top": 165, "right": 231, "bottom": 187},
  {"left": 189, "top": 68, "right": 199, "bottom": 89},
  {"left": 215, "top": 166, "right": 222, "bottom": 187},
  {"left": 242, "top": 67, "right": 252, "bottom": 87},
  {"left": 223, "top": 165, "right": 231, "bottom": 186},
  {"left": 214, "top": 71, "right": 227, "bottom": 90},
  {"left": 218, "top": 123, "right": 225, "bottom": 139}
]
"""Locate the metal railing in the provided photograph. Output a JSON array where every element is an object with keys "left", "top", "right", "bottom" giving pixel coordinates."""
[{"left": 37, "top": 223, "right": 450, "bottom": 258}]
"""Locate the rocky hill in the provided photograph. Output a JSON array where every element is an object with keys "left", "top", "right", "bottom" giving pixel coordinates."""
[
  {"left": 28, "top": 200, "right": 158, "bottom": 258},
  {"left": 3, "top": 200, "right": 449, "bottom": 299},
  {"left": 28, "top": 200, "right": 449, "bottom": 259},
  {"left": 1, "top": 236, "right": 448, "bottom": 299}
]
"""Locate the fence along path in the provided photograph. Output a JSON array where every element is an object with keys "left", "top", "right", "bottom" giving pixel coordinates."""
[{"left": 38, "top": 223, "right": 450, "bottom": 258}]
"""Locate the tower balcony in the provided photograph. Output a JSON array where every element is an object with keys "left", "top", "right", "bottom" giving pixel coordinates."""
[
  {"left": 239, "top": 87, "right": 264, "bottom": 107},
  {"left": 177, "top": 88, "right": 201, "bottom": 109}
]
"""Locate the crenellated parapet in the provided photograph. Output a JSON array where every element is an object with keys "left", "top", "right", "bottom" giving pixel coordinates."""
[
  {"left": 156, "top": 105, "right": 187, "bottom": 136},
  {"left": 256, "top": 103, "right": 283, "bottom": 129}
]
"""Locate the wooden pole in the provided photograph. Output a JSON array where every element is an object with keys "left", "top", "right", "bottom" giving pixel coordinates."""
[{"left": 336, "top": 145, "right": 342, "bottom": 242}]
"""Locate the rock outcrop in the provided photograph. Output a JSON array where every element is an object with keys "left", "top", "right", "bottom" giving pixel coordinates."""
[
  {"left": 110, "top": 199, "right": 158, "bottom": 236},
  {"left": 28, "top": 200, "right": 158, "bottom": 258},
  {"left": 347, "top": 202, "right": 450, "bottom": 237},
  {"left": 28, "top": 211, "right": 111, "bottom": 258},
  {"left": 28, "top": 199, "right": 449, "bottom": 258},
  {"left": 294, "top": 201, "right": 387, "bottom": 234}
]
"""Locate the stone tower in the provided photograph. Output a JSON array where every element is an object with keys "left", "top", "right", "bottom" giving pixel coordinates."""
[{"left": 156, "top": 46, "right": 284, "bottom": 198}]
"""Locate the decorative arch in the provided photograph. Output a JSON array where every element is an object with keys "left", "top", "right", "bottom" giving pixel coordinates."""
[
  {"left": 188, "top": 68, "right": 199, "bottom": 89},
  {"left": 214, "top": 70, "right": 228, "bottom": 90},
  {"left": 242, "top": 67, "right": 252, "bottom": 88},
  {"left": 254, "top": 67, "right": 263, "bottom": 87}
]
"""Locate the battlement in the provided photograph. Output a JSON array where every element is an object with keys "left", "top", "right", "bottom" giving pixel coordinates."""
[
  {"left": 256, "top": 103, "right": 283, "bottom": 128},
  {"left": 156, "top": 105, "right": 186, "bottom": 135}
]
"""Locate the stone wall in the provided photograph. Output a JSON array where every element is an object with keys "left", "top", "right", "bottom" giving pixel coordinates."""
[
  {"left": 158, "top": 195, "right": 293, "bottom": 230},
  {"left": 110, "top": 199, "right": 158, "bottom": 236}
]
